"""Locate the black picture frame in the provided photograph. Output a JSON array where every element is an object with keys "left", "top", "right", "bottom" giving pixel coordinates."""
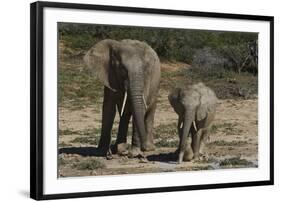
[{"left": 30, "top": 1, "right": 274, "bottom": 200}]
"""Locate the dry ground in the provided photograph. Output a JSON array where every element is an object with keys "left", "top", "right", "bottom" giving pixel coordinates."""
[{"left": 58, "top": 62, "right": 258, "bottom": 177}]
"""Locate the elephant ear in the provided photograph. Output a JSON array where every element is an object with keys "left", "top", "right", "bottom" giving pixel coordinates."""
[
  {"left": 196, "top": 84, "right": 217, "bottom": 121},
  {"left": 196, "top": 101, "right": 209, "bottom": 121},
  {"left": 84, "top": 39, "right": 118, "bottom": 92}
]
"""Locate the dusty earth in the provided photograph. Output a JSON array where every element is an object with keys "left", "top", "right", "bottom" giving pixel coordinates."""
[{"left": 58, "top": 60, "right": 258, "bottom": 177}]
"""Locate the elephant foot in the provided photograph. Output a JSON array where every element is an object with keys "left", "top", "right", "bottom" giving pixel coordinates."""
[
  {"left": 98, "top": 146, "right": 113, "bottom": 160},
  {"left": 116, "top": 143, "right": 129, "bottom": 156},
  {"left": 193, "top": 154, "right": 200, "bottom": 161},
  {"left": 141, "top": 141, "right": 155, "bottom": 152},
  {"left": 183, "top": 148, "right": 194, "bottom": 162},
  {"left": 111, "top": 143, "right": 129, "bottom": 155},
  {"left": 178, "top": 152, "right": 184, "bottom": 164},
  {"left": 128, "top": 146, "right": 144, "bottom": 158},
  {"left": 106, "top": 149, "right": 113, "bottom": 160},
  {"left": 144, "top": 142, "right": 155, "bottom": 151}
]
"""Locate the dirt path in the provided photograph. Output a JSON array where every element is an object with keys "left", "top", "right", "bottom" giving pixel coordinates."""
[{"left": 58, "top": 91, "right": 258, "bottom": 177}]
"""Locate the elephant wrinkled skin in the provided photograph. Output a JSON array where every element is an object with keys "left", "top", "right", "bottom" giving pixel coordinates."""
[
  {"left": 168, "top": 83, "right": 218, "bottom": 163},
  {"left": 84, "top": 39, "right": 161, "bottom": 158}
]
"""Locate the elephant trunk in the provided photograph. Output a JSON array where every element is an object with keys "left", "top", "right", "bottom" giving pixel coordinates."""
[
  {"left": 178, "top": 109, "right": 195, "bottom": 163},
  {"left": 128, "top": 71, "right": 147, "bottom": 151}
]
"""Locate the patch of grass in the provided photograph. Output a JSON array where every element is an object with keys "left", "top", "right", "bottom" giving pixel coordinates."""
[
  {"left": 78, "top": 128, "right": 101, "bottom": 136},
  {"left": 72, "top": 159, "right": 105, "bottom": 170},
  {"left": 225, "top": 129, "right": 243, "bottom": 136},
  {"left": 211, "top": 122, "right": 243, "bottom": 136},
  {"left": 65, "top": 127, "right": 120, "bottom": 146},
  {"left": 194, "top": 156, "right": 218, "bottom": 164},
  {"left": 210, "top": 125, "right": 219, "bottom": 133},
  {"left": 161, "top": 68, "right": 187, "bottom": 79},
  {"left": 160, "top": 66, "right": 258, "bottom": 100},
  {"left": 58, "top": 156, "right": 67, "bottom": 166},
  {"left": 59, "top": 141, "right": 72, "bottom": 147},
  {"left": 155, "top": 139, "right": 178, "bottom": 148},
  {"left": 160, "top": 68, "right": 190, "bottom": 90},
  {"left": 209, "top": 140, "right": 248, "bottom": 147},
  {"left": 219, "top": 157, "right": 253, "bottom": 167},
  {"left": 59, "top": 128, "right": 102, "bottom": 137},
  {"left": 154, "top": 123, "right": 178, "bottom": 139},
  {"left": 58, "top": 63, "right": 103, "bottom": 109},
  {"left": 70, "top": 136, "right": 99, "bottom": 145},
  {"left": 219, "top": 122, "right": 237, "bottom": 128},
  {"left": 59, "top": 129, "right": 79, "bottom": 136},
  {"left": 220, "top": 123, "right": 243, "bottom": 135},
  {"left": 162, "top": 67, "right": 258, "bottom": 100},
  {"left": 154, "top": 123, "right": 179, "bottom": 147},
  {"left": 220, "top": 123, "right": 236, "bottom": 130},
  {"left": 191, "top": 165, "right": 214, "bottom": 171},
  {"left": 62, "top": 34, "right": 95, "bottom": 53}
]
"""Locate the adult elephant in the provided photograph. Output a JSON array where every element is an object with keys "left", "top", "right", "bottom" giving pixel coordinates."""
[{"left": 84, "top": 39, "right": 161, "bottom": 158}]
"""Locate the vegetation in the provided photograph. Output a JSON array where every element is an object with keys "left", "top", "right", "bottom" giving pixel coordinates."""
[
  {"left": 72, "top": 159, "right": 105, "bottom": 170},
  {"left": 210, "top": 123, "right": 243, "bottom": 136},
  {"left": 160, "top": 65, "right": 258, "bottom": 99},
  {"left": 59, "top": 129, "right": 79, "bottom": 136},
  {"left": 219, "top": 157, "right": 254, "bottom": 167},
  {"left": 59, "top": 23, "right": 258, "bottom": 74},
  {"left": 154, "top": 123, "right": 178, "bottom": 138},
  {"left": 58, "top": 156, "right": 67, "bottom": 166},
  {"left": 58, "top": 62, "right": 103, "bottom": 109},
  {"left": 155, "top": 139, "right": 178, "bottom": 148},
  {"left": 189, "top": 165, "right": 214, "bottom": 171},
  {"left": 70, "top": 136, "right": 99, "bottom": 146},
  {"left": 209, "top": 140, "right": 248, "bottom": 147}
]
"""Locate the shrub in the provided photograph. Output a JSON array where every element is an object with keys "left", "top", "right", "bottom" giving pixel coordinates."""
[
  {"left": 192, "top": 47, "right": 225, "bottom": 69},
  {"left": 220, "top": 42, "right": 258, "bottom": 74},
  {"left": 59, "top": 23, "right": 258, "bottom": 75}
]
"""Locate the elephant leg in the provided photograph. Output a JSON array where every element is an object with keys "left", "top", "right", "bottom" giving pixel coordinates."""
[
  {"left": 199, "top": 127, "right": 210, "bottom": 155},
  {"left": 132, "top": 117, "right": 141, "bottom": 147},
  {"left": 191, "top": 128, "right": 203, "bottom": 160},
  {"left": 175, "top": 115, "right": 183, "bottom": 155},
  {"left": 128, "top": 118, "right": 142, "bottom": 157},
  {"left": 182, "top": 121, "right": 196, "bottom": 161},
  {"left": 114, "top": 99, "right": 132, "bottom": 155},
  {"left": 144, "top": 103, "right": 157, "bottom": 151},
  {"left": 98, "top": 87, "right": 117, "bottom": 156},
  {"left": 183, "top": 136, "right": 194, "bottom": 161}
]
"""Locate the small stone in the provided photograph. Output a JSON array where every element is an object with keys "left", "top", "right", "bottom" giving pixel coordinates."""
[{"left": 139, "top": 157, "right": 148, "bottom": 163}]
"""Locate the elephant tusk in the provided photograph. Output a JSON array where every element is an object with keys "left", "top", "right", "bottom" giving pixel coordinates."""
[
  {"left": 120, "top": 91, "right": 127, "bottom": 117},
  {"left": 143, "top": 95, "right": 147, "bottom": 110},
  {"left": 180, "top": 121, "right": 183, "bottom": 129},
  {"left": 193, "top": 121, "right": 198, "bottom": 132}
]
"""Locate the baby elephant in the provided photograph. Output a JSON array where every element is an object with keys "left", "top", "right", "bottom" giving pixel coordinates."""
[{"left": 168, "top": 83, "right": 218, "bottom": 163}]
